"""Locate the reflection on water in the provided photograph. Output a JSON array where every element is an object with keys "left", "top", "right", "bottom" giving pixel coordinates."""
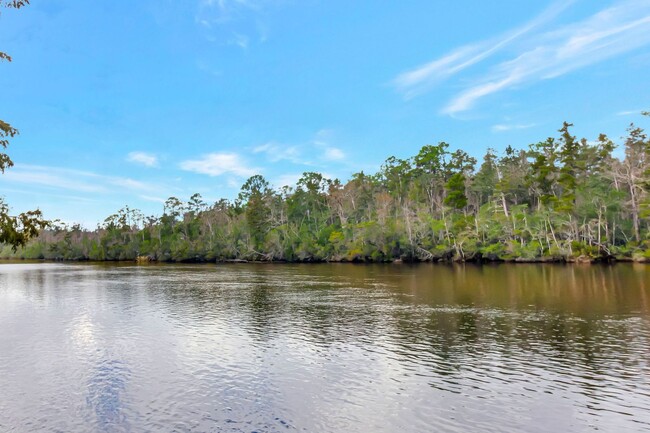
[
  {"left": 86, "top": 357, "right": 130, "bottom": 430},
  {"left": 0, "top": 262, "right": 649, "bottom": 432}
]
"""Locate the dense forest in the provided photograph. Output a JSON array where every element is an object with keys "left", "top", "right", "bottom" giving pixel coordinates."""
[{"left": 3, "top": 120, "right": 650, "bottom": 263}]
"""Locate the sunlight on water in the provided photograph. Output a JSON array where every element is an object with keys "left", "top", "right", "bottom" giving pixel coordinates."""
[{"left": 0, "top": 262, "right": 649, "bottom": 432}]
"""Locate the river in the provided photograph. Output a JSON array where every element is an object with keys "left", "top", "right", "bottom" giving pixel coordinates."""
[{"left": 0, "top": 262, "right": 649, "bottom": 432}]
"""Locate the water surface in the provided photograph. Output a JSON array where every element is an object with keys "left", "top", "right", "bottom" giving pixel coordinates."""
[{"left": 1, "top": 262, "right": 649, "bottom": 432}]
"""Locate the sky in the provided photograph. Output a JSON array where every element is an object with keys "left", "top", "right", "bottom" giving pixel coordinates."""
[{"left": 1, "top": 0, "right": 649, "bottom": 227}]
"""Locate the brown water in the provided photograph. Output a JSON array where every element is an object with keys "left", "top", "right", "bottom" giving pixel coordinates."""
[{"left": 0, "top": 262, "right": 649, "bottom": 432}]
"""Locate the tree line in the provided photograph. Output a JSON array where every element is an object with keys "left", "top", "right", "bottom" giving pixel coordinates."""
[{"left": 3, "top": 119, "right": 650, "bottom": 263}]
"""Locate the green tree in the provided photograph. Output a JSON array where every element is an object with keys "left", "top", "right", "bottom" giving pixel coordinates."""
[
  {"left": 446, "top": 149, "right": 476, "bottom": 211},
  {"left": 380, "top": 156, "right": 412, "bottom": 205},
  {"left": 239, "top": 175, "right": 272, "bottom": 251},
  {"left": 556, "top": 122, "right": 583, "bottom": 213},
  {"left": 412, "top": 142, "right": 449, "bottom": 213},
  {"left": 4, "top": 117, "right": 650, "bottom": 263},
  {"left": 444, "top": 173, "right": 468, "bottom": 210},
  {"left": 473, "top": 148, "right": 498, "bottom": 205},
  {"left": 528, "top": 137, "right": 559, "bottom": 209}
]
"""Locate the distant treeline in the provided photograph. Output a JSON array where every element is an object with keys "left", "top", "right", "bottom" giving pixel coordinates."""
[{"left": 3, "top": 120, "right": 650, "bottom": 263}]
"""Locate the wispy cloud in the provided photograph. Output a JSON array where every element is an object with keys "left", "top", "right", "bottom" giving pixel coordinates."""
[
  {"left": 180, "top": 152, "right": 258, "bottom": 177},
  {"left": 322, "top": 146, "right": 345, "bottom": 161},
  {"left": 198, "top": 0, "right": 261, "bottom": 24},
  {"left": 312, "top": 129, "right": 346, "bottom": 162},
  {"left": 394, "top": 0, "right": 650, "bottom": 115},
  {"left": 253, "top": 141, "right": 308, "bottom": 164},
  {"left": 228, "top": 32, "right": 249, "bottom": 49},
  {"left": 3, "top": 165, "right": 108, "bottom": 193},
  {"left": 617, "top": 109, "right": 645, "bottom": 116},
  {"left": 126, "top": 151, "right": 159, "bottom": 167},
  {"left": 138, "top": 195, "right": 167, "bottom": 204},
  {"left": 3, "top": 165, "right": 166, "bottom": 196},
  {"left": 1, "top": 187, "right": 99, "bottom": 204},
  {"left": 111, "top": 178, "right": 156, "bottom": 192},
  {"left": 446, "top": 1, "right": 650, "bottom": 114},
  {"left": 393, "top": 1, "right": 573, "bottom": 99},
  {"left": 196, "top": 0, "right": 276, "bottom": 47},
  {"left": 3, "top": 165, "right": 179, "bottom": 226},
  {"left": 491, "top": 123, "right": 536, "bottom": 132},
  {"left": 252, "top": 130, "right": 347, "bottom": 165}
]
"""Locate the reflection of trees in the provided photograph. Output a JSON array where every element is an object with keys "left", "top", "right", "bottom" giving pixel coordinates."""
[
  {"left": 143, "top": 265, "right": 290, "bottom": 341},
  {"left": 146, "top": 263, "right": 649, "bottom": 360},
  {"left": 246, "top": 284, "right": 284, "bottom": 340},
  {"left": 379, "top": 263, "right": 650, "bottom": 406},
  {"left": 137, "top": 263, "right": 649, "bottom": 410}
]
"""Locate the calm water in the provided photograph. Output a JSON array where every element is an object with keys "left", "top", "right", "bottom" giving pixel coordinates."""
[{"left": 1, "top": 263, "right": 649, "bottom": 432}]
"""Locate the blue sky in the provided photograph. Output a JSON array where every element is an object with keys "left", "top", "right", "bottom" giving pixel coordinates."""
[{"left": 1, "top": 0, "right": 649, "bottom": 227}]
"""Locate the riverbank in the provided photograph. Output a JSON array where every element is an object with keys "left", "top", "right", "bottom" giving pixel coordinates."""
[{"left": 2, "top": 251, "right": 647, "bottom": 264}]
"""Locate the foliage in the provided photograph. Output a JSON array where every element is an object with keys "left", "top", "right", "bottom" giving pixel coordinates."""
[{"left": 3, "top": 120, "right": 650, "bottom": 263}]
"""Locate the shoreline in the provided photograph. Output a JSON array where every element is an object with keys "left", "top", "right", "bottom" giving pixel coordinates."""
[{"left": 0, "top": 255, "right": 645, "bottom": 265}]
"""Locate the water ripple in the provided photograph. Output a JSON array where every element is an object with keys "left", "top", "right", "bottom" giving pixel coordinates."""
[{"left": 0, "top": 263, "right": 649, "bottom": 432}]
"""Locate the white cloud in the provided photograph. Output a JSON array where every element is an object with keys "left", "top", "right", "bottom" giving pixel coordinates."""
[
  {"left": 617, "top": 109, "right": 645, "bottom": 116},
  {"left": 251, "top": 130, "right": 347, "bottom": 167},
  {"left": 198, "top": 0, "right": 246, "bottom": 24},
  {"left": 443, "top": 1, "right": 650, "bottom": 114},
  {"left": 393, "top": 1, "right": 573, "bottom": 99},
  {"left": 228, "top": 32, "right": 249, "bottom": 49},
  {"left": 1, "top": 164, "right": 184, "bottom": 227},
  {"left": 393, "top": 0, "right": 650, "bottom": 115},
  {"left": 1, "top": 187, "right": 99, "bottom": 204},
  {"left": 196, "top": 0, "right": 276, "bottom": 47},
  {"left": 180, "top": 152, "right": 258, "bottom": 177},
  {"left": 3, "top": 166, "right": 108, "bottom": 193},
  {"left": 252, "top": 135, "right": 348, "bottom": 164},
  {"left": 491, "top": 123, "right": 537, "bottom": 132},
  {"left": 110, "top": 178, "right": 156, "bottom": 192},
  {"left": 3, "top": 164, "right": 166, "bottom": 196},
  {"left": 126, "top": 151, "right": 158, "bottom": 167},
  {"left": 138, "top": 195, "right": 167, "bottom": 204},
  {"left": 445, "top": 74, "right": 522, "bottom": 114},
  {"left": 322, "top": 146, "right": 345, "bottom": 161},
  {"left": 312, "top": 130, "right": 346, "bottom": 162},
  {"left": 253, "top": 141, "right": 307, "bottom": 164}
]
